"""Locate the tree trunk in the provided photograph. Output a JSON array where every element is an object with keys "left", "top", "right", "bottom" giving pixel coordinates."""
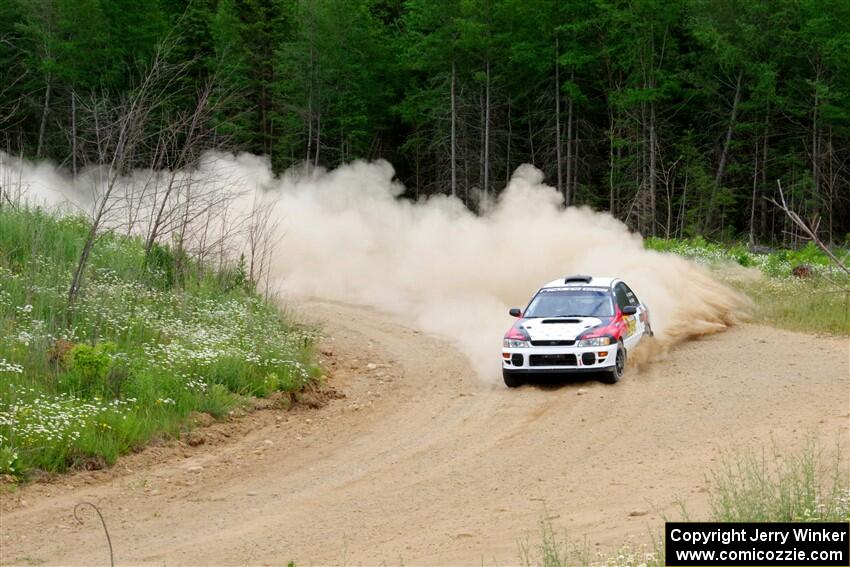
[
  {"left": 760, "top": 116, "right": 769, "bottom": 239},
  {"left": 608, "top": 107, "right": 616, "bottom": 214},
  {"left": 749, "top": 133, "right": 759, "bottom": 245},
  {"left": 450, "top": 59, "right": 457, "bottom": 198},
  {"left": 479, "top": 84, "right": 484, "bottom": 198},
  {"left": 649, "top": 100, "right": 657, "bottom": 236},
  {"left": 505, "top": 97, "right": 512, "bottom": 187},
  {"left": 71, "top": 91, "right": 77, "bottom": 176},
  {"left": 565, "top": 89, "right": 573, "bottom": 206},
  {"left": 679, "top": 170, "right": 689, "bottom": 238},
  {"left": 314, "top": 109, "right": 321, "bottom": 167},
  {"left": 414, "top": 141, "right": 420, "bottom": 199},
  {"left": 483, "top": 61, "right": 490, "bottom": 201},
  {"left": 665, "top": 173, "right": 673, "bottom": 239},
  {"left": 706, "top": 70, "right": 743, "bottom": 231},
  {"left": 339, "top": 109, "right": 345, "bottom": 165},
  {"left": 826, "top": 128, "right": 834, "bottom": 243},
  {"left": 811, "top": 71, "right": 820, "bottom": 221},
  {"left": 306, "top": 56, "right": 313, "bottom": 168},
  {"left": 554, "top": 35, "right": 563, "bottom": 198},
  {"left": 68, "top": 224, "right": 97, "bottom": 306},
  {"left": 36, "top": 76, "right": 52, "bottom": 158},
  {"left": 261, "top": 83, "right": 268, "bottom": 155},
  {"left": 572, "top": 116, "right": 579, "bottom": 202},
  {"left": 144, "top": 172, "right": 179, "bottom": 257}
]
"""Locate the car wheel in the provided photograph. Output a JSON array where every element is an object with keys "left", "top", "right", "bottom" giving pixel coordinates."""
[
  {"left": 601, "top": 341, "right": 626, "bottom": 384},
  {"left": 503, "top": 369, "right": 523, "bottom": 388}
]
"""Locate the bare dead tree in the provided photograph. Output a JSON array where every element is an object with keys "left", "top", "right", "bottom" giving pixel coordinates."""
[
  {"left": 245, "top": 189, "right": 281, "bottom": 290},
  {"left": 0, "top": 37, "right": 27, "bottom": 206},
  {"left": 141, "top": 77, "right": 227, "bottom": 261},
  {"left": 67, "top": 39, "right": 188, "bottom": 307},
  {"left": 163, "top": 158, "right": 248, "bottom": 281},
  {"left": 772, "top": 180, "right": 850, "bottom": 279},
  {"left": 0, "top": 152, "right": 27, "bottom": 209},
  {"left": 659, "top": 155, "right": 681, "bottom": 239}
]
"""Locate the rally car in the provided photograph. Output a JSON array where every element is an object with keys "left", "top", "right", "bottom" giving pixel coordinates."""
[{"left": 502, "top": 275, "right": 652, "bottom": 387}]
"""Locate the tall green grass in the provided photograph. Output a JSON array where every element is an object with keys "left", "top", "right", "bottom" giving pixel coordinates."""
[
  {"left": 709, "top": 444, "right": 850, "bottom": 523},
  {"left": 0, "top": 207, "right": 319, "bottom": 478},
  {"left": 730, "top": 278, "right": 850, "bottom": 335},
  {"left": 522, "top": 444, "right": 849, "bottom": 567},
  {"left": 644, "top": 237, "right": 850, "bottom": 334}
]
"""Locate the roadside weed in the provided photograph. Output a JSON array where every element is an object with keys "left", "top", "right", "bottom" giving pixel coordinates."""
[{"left": 0, "top": 207, "right": 319, "bottom": 477}]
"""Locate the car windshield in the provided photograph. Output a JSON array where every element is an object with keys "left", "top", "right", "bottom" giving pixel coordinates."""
[{"left": 524, "top": 289, "right": 614, "bottom": 318}]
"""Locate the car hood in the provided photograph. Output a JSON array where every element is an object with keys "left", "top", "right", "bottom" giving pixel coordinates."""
[{"left": 520, "top": 317, "right": 606, "bottom": 341}]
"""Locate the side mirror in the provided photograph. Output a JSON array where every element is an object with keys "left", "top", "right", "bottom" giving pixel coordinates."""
[
  {"left": 508, "top": 308, "right": 522, "bottom": 318},
  {"left": 622, "top": 305, "right": 638, "bottom": 315}
]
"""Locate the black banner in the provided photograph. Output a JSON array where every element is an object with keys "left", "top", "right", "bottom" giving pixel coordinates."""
[{"left": 666, "top": 522, "right": 850, "bottom": 566}]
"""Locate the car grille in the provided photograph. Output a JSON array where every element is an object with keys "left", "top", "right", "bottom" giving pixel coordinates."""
[
  {"left": 529, "top": 353, "right": 578, "bottom": 367},
  {"left": 529, "top": 340, "right": 576, "bottom": 347}
]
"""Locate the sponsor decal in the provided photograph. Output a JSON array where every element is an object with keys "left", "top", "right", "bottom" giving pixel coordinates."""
[
  {"left": 539, "top": 286, "right": 608, "bottom": 293},
  {"left": 625, "top": 315, "right": 637, "bottom": 337}
]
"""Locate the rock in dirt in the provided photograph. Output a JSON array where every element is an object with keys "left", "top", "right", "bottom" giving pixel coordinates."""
[
  {"left": 186, "top": 432, "right": 206, "bottom": 447},
  {"left": 190, "top": 412, "right": 216, "bottom": 428},
  {"left": 791, "top": 264, "right": 813, "bottom": 278},
  {"left": 295, "top": 390, "right": 326, "bottom": 409}
]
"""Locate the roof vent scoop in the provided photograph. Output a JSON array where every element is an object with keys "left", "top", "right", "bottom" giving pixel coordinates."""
[{"left": 564, "top": 274, "right": 593, "bottom": 284}]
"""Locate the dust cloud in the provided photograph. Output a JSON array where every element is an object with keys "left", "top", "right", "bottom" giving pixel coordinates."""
[{"left": 2, "top": 151, "right": 747, "bottom": 383}]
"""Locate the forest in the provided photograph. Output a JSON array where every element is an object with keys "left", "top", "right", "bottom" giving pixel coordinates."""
[{"left": 1, "top": 0, "right": 849, "bottom": 245}]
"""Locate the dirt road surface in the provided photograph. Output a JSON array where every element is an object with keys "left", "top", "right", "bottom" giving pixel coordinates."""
[{"left": 1, "top": 300, "right": 848, "bottom": 566}]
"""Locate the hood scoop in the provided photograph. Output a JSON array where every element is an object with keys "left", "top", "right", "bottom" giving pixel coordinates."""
[{"left": 541, "top": 318, "right": 582, "bottom": 324}]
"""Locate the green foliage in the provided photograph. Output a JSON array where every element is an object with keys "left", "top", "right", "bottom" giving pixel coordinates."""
[
  {"left": 0, "top": 207, "right": 319, "bottom": 477},
  {"left": 644, "top": 236, "right": 850, "bottom": 334},
  {"left": 729, "top": 244, "right": 752, "bottom": 267},
  {"left": 644, "top": 236, "right": 849, "bottom": 277},
  {"left": 145, "top": 242, "right": 179, "bottom": 289},
  {"left": 0, "top": 446, "right": 23, "bottom": 477},
  {"left": 782, "top": 242, "right": 834, "bottom": 267},
  {"left": 2, "top": 0, "right": 850, "bottom": 238},
  {"left": 67, "top": 342, "right": 116, "bottom": 396}
]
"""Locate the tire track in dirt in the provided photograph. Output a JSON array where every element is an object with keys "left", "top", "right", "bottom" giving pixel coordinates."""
[{"left": 1, "top": 299, "right": 847, "bottom": 566}]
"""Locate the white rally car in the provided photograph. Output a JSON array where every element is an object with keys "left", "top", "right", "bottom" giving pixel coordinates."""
[{"left": 502, "top": 275, "right": 652, "bottom": 387}]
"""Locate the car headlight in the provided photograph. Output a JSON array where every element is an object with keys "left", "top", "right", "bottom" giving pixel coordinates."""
[
  {"left": 575, "top": 336, "right": 612, "bottom": 347},
  {"left": 503, "top": 339, "right": 531, "bottom": 348}
]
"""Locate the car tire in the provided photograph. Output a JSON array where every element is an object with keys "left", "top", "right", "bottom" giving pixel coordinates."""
[
  {"left": 601, "top": 341, "right": 626, "bottom": 384},
  {"left": 503, "top": 369, "right": 523, "bottom": 388}
]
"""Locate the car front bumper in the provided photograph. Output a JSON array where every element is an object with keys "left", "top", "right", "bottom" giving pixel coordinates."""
[{"left": 502, "top": 343, "right": 618, "bottom": 372}]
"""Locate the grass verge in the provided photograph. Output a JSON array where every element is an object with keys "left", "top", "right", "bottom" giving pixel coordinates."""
[
  {"left": 644, "top": 237, "right": 850, "bottom": 334},
  {"left": 0, "top": 207, "right": 319, "bottom": 478},
  {"left": 522, "top": 443, "right": 849, "bottom": 567}
]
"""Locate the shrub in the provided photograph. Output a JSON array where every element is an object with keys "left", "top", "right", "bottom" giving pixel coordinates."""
[
  {"left": 67, "top": 342, "right": 116, "bottom": 396},
  {"left": 0, "top": 446, "right": 22, "bottom": 477},
  {"left": 0, "top": 207, "right": 319, "bottom": 477}
]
